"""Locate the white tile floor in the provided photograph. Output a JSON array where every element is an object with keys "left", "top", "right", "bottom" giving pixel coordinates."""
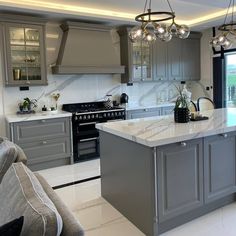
[{"left": 38, "top": 160, "right": 236, "bottom": 236}]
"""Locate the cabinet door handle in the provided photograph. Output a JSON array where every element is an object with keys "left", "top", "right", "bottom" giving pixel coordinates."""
[
  {"left": 41, "top": 119, "right": 46, "bottom": 123},
  {"left": 144, "top": 109, "right": 148, "bottom": 112},
  {"left": 42, "top": 141, "right": 47, "bottom": 145},
  {"left": 180, "top": 142, "right": 187, "bottom": 147},
  {"left": 26, "top": 80, "right": 30, "bottom": 84},
  {"left": 220, "top": 133, "right": 228, "bottom": 138}
]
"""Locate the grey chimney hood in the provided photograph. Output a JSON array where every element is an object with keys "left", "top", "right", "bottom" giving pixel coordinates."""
[{"left": 52, "top": 22, "right": 125, "bottom": 74}]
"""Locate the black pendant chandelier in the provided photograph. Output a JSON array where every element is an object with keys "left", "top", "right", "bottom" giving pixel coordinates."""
[
  {"left": 129, "top": 0, "right": 190, "bottom": 43},
  {"left": 210, "top": 0, "right": 236, "bottom": 50}
]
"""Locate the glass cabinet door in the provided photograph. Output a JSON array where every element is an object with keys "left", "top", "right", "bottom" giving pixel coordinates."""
[
  {"left": 5, "top": 23, "right": 47, "bottom": 86},
  {"left": 132, "top": 41, "right": 152, "bottom": 81}
]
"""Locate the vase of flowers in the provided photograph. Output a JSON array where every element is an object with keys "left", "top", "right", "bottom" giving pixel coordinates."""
[
  {"left": 174, "top": 86, "right": 190, "bottom": 123},
  {"left": 51, "top": 92, "right": 60, "bottom": 110}
]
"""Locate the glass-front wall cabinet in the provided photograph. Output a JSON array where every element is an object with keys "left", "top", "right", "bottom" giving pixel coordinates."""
[
  {"left": 4, "top": 23, "right": 47, "bottom": 86},
  {"left": 132, "top": 41, "right": 151, "bottom": 81}
]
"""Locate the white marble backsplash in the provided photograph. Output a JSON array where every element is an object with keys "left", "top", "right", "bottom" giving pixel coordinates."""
[{"left": 3, "top": 73, "right": 211, "bottom": 114}]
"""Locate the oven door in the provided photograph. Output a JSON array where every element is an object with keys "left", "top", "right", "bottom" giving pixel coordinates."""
[{"left": 73, "top": 121, "right": 100, "bottom": 162}]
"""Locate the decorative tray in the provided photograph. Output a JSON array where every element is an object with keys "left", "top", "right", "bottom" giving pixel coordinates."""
[
  {"left": 190, "top": 116, "right": 209, "bottom": 121},
  {"left": 16, "top": 110, "right": 36, "bottom": 115}
]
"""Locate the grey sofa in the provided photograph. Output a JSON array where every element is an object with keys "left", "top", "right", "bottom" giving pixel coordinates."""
[{"left": 0, "top": 138, "right": 84, "bottom": 236}]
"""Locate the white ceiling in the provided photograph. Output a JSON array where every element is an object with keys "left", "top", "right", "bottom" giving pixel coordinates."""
[{"left": 0, "top": 0, "right": 234, "bottom": 31}]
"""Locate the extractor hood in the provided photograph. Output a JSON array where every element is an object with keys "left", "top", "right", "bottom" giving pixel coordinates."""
[{"left": 52, "top": 22, "right": 125, "bottom": 74}]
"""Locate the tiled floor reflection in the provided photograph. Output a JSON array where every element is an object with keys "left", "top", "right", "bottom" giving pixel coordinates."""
[
  {"left": 39, "top": 161, "right": 236, "bottom": 236},
  {"left": 37, "top": 159, "right": 100, "bottom": 187}
]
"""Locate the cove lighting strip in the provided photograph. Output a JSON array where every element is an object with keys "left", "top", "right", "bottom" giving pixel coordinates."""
[{"left": 0, "top": 0, "right": 235, "bottom": 27}]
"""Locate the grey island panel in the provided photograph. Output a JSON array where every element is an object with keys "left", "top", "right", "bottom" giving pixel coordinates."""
[
  {"left": 99, "top": 126, "right": 236, "bottom": 236},
  {"left": 157, "top": 138, "right": 204, "bottom": 222},
  {"left": 100, "top": 131, "right": 156, "bottom": 236},
  {"left": 204, "top": 132, "right": 236, "bottom": 203}
]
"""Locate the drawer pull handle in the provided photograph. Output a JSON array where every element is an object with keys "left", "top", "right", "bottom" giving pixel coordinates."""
[
  {"left": 221, "top": 133, "right": 228, "bottom": 138},
  {"left": 42, "top": 141, "right": 47, "bottom": 145},
  {"left": 144, "top": 109, "right": 148, "bottom": 112},
  {"left": 180, "top": 142, "right": 187, "bottom": 147},
  {"left": 41, "top": 120, "right": 46, "bottom": 123}
]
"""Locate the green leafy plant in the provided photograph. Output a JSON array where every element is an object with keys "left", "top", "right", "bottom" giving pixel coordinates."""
[
  {"left": 19, "top": 97, "right": 37, "bottom": 111},
  {"left": 174, "top": 85, "right": 189, "bottom": 109}
]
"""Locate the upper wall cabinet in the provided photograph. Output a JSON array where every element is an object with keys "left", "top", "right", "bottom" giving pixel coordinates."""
[
  {"left": 153, "top": 33, "right": 201, "bottom": 82},
  {"left": 119, "top": 26, "right": 201, "bottom": 83},
  {"left": 1, "top": 18, "right": 47, "bottom": 86},
  {"left": 118, "top": 27, "right": 152, "bottom": 83},
  {"left": 182, "top": 36, "right": 201, "bottom": 81},
  {"left": 152, "top": 40, "right": 168, "bottom": 81}
]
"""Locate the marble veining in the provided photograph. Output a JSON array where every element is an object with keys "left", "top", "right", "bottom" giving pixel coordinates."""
[{"left": 96, "top": 108, "right": 236, "bottom": 147}]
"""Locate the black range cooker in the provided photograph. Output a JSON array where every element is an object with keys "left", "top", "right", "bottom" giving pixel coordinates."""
[{"left": 62, "top": 102, "right": 125, "bottom": 162}]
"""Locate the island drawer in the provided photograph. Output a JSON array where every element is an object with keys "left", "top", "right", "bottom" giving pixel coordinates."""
[
  {"left": 12, "top": 117, "right": 70, "bottom": 143},
  {"left": 20, "top": 137, "right": 71, "bottom": 171}
]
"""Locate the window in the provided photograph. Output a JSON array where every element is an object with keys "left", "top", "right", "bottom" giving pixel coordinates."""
[{"left": 226, "top": 54, "right": 236, "bottom": 108}]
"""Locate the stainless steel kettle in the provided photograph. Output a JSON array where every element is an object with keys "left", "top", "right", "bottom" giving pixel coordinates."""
[{"left": 120, "top": 93, "right": 129, "bottom": 104}]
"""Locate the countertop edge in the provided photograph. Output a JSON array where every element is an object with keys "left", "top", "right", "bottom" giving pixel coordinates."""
[{"left": 5, "top": 111, "right": 72, "bottom": 123}]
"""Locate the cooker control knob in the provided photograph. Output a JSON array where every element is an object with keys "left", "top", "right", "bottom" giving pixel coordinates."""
[
  {"left": 96, "top": 114, "right": 99, "bottom": 118},
  {"left": 87, "top": 115, "right": 90, "bottom": 119},
  {"left": 107, "top": 113, "right": 110, "bottom": 117},
  {"left": 91, "top": 114, "right": 94, "bottom": 119},
  {"left": 111, "top": 112, "right": 114, "bottom": 117},
  {"left": 103, "top": 113, "right": 106, "bottom": 117},
  {"left": 74, "top": 116, "right": 78, "bottom": 121},
  {"left": 79, "top": 116, "right": 82, "bottom": 120},
  {"left": 83, "top": 115, "right": 86, "bottom": 120}
]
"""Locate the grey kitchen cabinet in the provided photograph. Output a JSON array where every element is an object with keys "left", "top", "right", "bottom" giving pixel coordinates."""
[
  {"left": 9, "top": 117, "right": 72, "bottom": 171},
  {"left": 118, "top": 27, "right": 152, "bottom": 83},
  {"left": 182, "top": 36, "right": 201, "bottom": 81},
  {"left": 152, "top": 40, "right": 168, "bottom": 81},
  {"left": 151, "top": 33, "right": 201, "bottom": 82},
  {"left": 161, "top": 106, "right": 174, "bottom": 115},
  {"left": 157, "top": 138, "right": 204, "bottom": 222},
  {"left": 126, "top": 107, "right": 162, "bottom": 119},
  {"left": 2, "top": 21, "right": 47, "bottom": 86},
  {"left": 126, "top": 105, "right": 174, "bottom": 119},
  {"left": 204, "top": 132, "right": 236, "bottom": 203},
  {"left": 167, "top": 38, "right": 183, "bottom": 81}
]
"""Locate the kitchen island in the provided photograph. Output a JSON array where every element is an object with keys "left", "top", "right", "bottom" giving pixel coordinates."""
[{"left": 96, "top": 108, "right": 236, "bottom": 236}]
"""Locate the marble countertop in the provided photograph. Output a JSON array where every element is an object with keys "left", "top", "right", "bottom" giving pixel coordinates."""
[
  {"left": 5, "top": 110, "right": 72, "bottom": 123},
  {"left": 124, "top": 102, "right": 175, "bottom": 111},
  {"left": 96, "top": 108, "right": 236, "bottom": 147}
]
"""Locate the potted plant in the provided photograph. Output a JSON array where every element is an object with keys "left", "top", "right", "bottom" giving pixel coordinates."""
[
  {"left": 18, "top": 97, "right": 37, "bottom": 112},
  {"left": 174, "top": 86, "right": 190, "bottom": 123}
]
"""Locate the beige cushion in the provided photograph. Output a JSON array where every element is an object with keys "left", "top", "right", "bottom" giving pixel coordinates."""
[
  {"left": 0, "top": 163, "right": 63, "bottom": 236},
  {"left": 14, "top": 143, "right": 27, "bottom": 164},
  {"left": 35, "top": 173, "right": 84, "bottom": 236},
  {"left": 0, "top": 139, "right": 17, "bottom": 183}
]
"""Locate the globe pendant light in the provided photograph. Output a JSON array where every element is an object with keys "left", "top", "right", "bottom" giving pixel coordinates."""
[
  {"left": 129, "top": 0, "right": 190, "bottom": 43},
  {"left": 210, "top": 0, "right": 236, "bottom": 50}
]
